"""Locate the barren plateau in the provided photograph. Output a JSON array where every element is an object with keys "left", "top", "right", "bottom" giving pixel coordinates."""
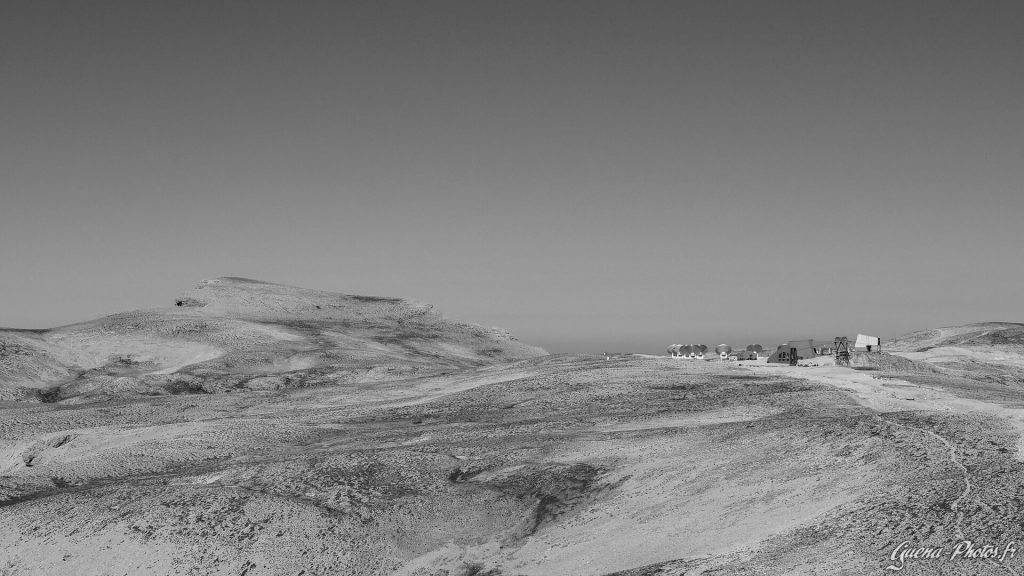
[{"left": 3, "top": 280, "right": 1024, "bottom": 575}]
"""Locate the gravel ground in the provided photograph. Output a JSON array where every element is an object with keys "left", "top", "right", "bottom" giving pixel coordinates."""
[{"left": 5, "top": 353, "right": 1024, "bottom": 575}]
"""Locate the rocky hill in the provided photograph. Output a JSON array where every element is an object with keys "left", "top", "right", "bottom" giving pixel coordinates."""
[
  {"left": 888, "top": 322, "right": 1024, "bottom": 352},
  {"left": 0, "top": 278, "right": 546, "bottom": 402},
  {"left": 886, "top": 322, "right": 1024, "bottom": 389}
]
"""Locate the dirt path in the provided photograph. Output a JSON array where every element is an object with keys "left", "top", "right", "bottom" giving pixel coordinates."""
[
  {"left": 748, "top": 362, "right": 1024, "bottom": 461},
  {"left": 875, "top": 414, "right": 972, "bottom": 540},
  {"left": 747, "top": 362, "right": 986, "bottom": 531},
  {"left": 748, "top": 360, "right": 1024, "bottom": 576}
]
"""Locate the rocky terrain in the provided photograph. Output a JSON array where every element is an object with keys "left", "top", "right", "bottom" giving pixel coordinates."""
[{"left": 3, "top": 284, "right": 1024, "bottom": 575}]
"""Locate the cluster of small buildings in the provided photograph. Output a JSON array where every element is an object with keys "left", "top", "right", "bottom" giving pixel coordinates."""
[
  {"left": 667, "top": 343, "right": 765, "bottom": 360},
  {"left": 666, "top": 335, "right": 881, "bottom": 363}
]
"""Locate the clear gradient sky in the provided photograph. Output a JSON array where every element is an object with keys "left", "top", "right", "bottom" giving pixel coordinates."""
[{"left": 2, "top": 1, "right": 1022, "bottom": 353}]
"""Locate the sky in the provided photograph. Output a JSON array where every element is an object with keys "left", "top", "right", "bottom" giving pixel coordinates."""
[{"left": 2, "top": 1, "right": 1023, "bottom": 353}]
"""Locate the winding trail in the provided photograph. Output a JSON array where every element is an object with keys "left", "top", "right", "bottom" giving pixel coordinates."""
[
  {"left": 875, "top": 415, "right": 972, "bottom": 541},
  {"left": 749, "top": 360, "right": 1022, "bottom": 575},
  {"left": 883, "top": 421, "right": 1021, "bottom": 576}
]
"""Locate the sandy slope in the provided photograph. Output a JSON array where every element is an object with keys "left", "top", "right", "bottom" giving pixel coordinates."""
[
  {"left": 887, "top": 323, "right": 1024, "bottom": 353},
  {"left": 886, "top": 323, "right": 1024, "bottom": 388}
]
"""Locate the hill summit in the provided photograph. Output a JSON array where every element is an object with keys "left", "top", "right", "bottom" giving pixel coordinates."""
[{"left": 0, "top": 277, "right": 547, "bottom": 402}]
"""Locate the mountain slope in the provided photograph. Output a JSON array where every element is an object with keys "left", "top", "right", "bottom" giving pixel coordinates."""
[{"left": 0, "top": 278, "right": 546, "bottom": 402}]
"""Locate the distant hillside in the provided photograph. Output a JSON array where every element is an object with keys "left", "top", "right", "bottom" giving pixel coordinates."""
[
  {"left": 887, "top": 322, "right": 1024, "bottom": 387},
  {"left": 888, "top": 322, "right": 1024, "bottom": 352},
  {"left": 0, "top": 278, "right": 547, "bottom": 402}
]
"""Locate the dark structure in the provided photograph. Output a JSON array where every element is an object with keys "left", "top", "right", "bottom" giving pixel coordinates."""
[
  {"left": 174, "top": 297, "right": 206, "bottom": 307},
  {"left": 834, "top": 336, "right": 851, "bottom": 366},
  {"left": 767, "top": 340, "right": 817, "bottom": 364}
]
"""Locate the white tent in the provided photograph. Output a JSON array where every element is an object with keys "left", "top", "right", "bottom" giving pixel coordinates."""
[{"left": 854, "top": 334, "right": 880, "bottom": 351}]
